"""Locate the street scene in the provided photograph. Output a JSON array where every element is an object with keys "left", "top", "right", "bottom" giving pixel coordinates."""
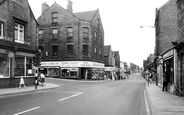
[{"left": 1, "top": 0, "right": 184, "bottom": 115}]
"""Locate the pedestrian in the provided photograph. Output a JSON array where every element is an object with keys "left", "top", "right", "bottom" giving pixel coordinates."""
[
  {"left": 19, "top": 76, "right": 26, "bottom": 89},
  {"left": 162, "top": 70, "right": 168, "bottom": 91},
  {"left": 40, "top": 72, "right": 45, "bottom": 86}
]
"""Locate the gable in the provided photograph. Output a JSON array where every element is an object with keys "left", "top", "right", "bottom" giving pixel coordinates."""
[
  {"left": 74, "top": 10, "right": 97, "bottom": 21},
  {"left": 37, "top": 2, "right": 79, "bottom": 24}
]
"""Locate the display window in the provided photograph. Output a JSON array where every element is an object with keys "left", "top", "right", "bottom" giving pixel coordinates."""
[
  {"left": 14, "top": 56, "right": 34, "bottom": 76},
  {"left": 0, "top": 54, "right": 10, "bottom": 78},
  {"left": 61, "top": 68, "right": 78, "bottom": 78},
  {"left": 46, "top": 68, "right": 59, "bottom": 77}
]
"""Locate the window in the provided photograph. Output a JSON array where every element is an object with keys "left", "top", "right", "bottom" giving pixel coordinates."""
[
  {"left": 67, "top": 45, "right": 73, "bottom": 56},
  {"left": 15, "top": 23, "right": 24, "bottom": 43},
  {"left": 97, "top": 19, "right": 100, "bottom": 25},
  {"left": 83, "top": 27, "right": 89, "bottom": 39},
  {"left": 95, "top": 47, "right": 97, "bottom": 54},
  {"left": 99, "top": 49, "right": 102, "bottom": 58},
  {"left": 52, "top": 45, "right": 58, "bottom": 56},
  {"left": 52, "top": 28, "right": 58, "bottom": 39},
  {"left": 52, "top": 12, "right": 58, "bottom": 23},
  {"left": 38, "top": 29, "right": 43, "bottom": 39},
  {"left": 99, "top": 35, "right": 102, "bottom": 44},
  {"left": 94, "top": 31, "right": 97, "bottom": 40},
  {"left": 83, "top": 45, "right": 89, "bottom": 56},
  {"left": 0, "top": 22, "right": 3, "bottom": 37},
  {"left": 67, "top": 27, "right": 73, "bottom": 38}
]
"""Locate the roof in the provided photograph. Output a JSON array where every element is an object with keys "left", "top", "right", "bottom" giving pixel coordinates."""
[
  {"left": 74, "top": 10, "right": 97, "bottom": 21},
  {"left": 104, "top": 45, "right": 111, "bottom": 55}
]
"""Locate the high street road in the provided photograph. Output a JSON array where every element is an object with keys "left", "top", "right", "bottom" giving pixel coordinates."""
[{"left": 0, "top": 73, "right": 147, "bottom": 115}]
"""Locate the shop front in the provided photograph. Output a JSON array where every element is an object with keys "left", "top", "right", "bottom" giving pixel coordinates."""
[
  {"left": 0, "top": 48, "right": 36, "bottom": 88},
  {"left": 40, "top": 61, "right": 60, "bottom": 77},
  {"left": 162, "top": 49, "right": 174, "bottom": 93},
  {"left": 59, "top": 61, "right": 104, "bottom": 80},
  {"left": 104, "top": 67, "right": 114, "bottom": 80}
]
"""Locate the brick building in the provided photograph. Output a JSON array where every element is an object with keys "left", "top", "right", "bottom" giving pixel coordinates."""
[
  {"left": 154, "top": 0, "right": 177, "bottom": 93},
  {"left": 0, "top": 0, "right": 38, "bottom": 88},
  {"left": 104, "top": 45, "right": 114, "bottom": 79},
  {"left": 37, "top": 0, "right": 104, "bottom": 79},
  {"left": 175, "top": 0, "right": 184, "bottom": 96}
]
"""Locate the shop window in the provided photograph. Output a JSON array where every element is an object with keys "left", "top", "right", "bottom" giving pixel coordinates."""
[
  {"left": 83, "top": 45, "right": 89, "bottom": 56},
  {"left": 52, "top": 12, "right": 58, "bottom": 24},
  {"left": 0, "top": 55, "right": 10, "bottom": 78},
  {"left": 15, "top": 23, "right": 24, "bottom": 43},
  {"left": 0, "top": 21, "right": 3, "bottom": 37},
  {"left": 46, "top": 68, "right": 59, "bottom": 77},
  {"left": 67, "top": 44, "right": 73, "bottom": 56},
  {"left": 52, "top": 45, "right": 58, "bottom": 56},
  {"left": 52, "top": 28, "right": 58, "bottom": 39},
  {"left": 14, "top": 57, "right": 34, "bottom": 77},
  {"left": 38, "top": 29, "right": 44, "bottom": 39},
  {"left": 67, "top": 27, "right": 73, "bottom": 38},
  {"left": 83, "top": 27, "right": 89, "bottom": 39}
]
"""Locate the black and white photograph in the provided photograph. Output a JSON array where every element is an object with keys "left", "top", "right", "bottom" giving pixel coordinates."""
[{"left": 1, "top": 0, "right": 184, "bottom": 115}]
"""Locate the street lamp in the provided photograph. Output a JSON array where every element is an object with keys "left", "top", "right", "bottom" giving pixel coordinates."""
[{"left": 140, "top": 25, "right": 155, "bottom": 28}]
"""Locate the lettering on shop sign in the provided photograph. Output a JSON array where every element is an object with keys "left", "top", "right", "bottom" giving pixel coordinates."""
[
  {"left": 0, "top": 36, "right": 13, "bottom": 42},
  {"left": 41, "top": 62, "right": 60, "bottom": 66},
  {"left": 60, "top": 61, "right": 79, "bottom": 67}
]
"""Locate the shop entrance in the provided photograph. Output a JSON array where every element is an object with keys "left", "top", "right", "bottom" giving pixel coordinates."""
[{"left": 81, "top": 68, "right": 90, "bottom": 79}]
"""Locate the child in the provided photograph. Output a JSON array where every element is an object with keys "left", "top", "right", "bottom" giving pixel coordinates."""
[{"left": 19, "top": 76, "right": 26, "bottom": 89}]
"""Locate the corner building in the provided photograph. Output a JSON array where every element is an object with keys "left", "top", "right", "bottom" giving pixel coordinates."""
[
  {"left": 0, "top": 0, "right": 38, "bottom": 88},
  {"left": 37, "top": 1, "right": 104, "bottom": 79}
]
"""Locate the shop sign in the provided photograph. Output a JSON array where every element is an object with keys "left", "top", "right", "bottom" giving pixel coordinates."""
[
  {"left": 163, "top": 49, "right": 173, "bottom": 60},
  {"left": 61, "top": 68, "right": 78, "bottom": 71},
  {"left": 0, "top": 36, "right": 13, "bottom": 42},
  {"left": 41, "top": 61, "right": 60, "bottom": 66},
  {"left": 60, "top": 61, "right": 79, "bottom": 67},
  {"left": 104, "top": 67, "right": 113, "bottom": 71},
  {"left": 8, "top": 52, "right": 14, "bottom": 57}
]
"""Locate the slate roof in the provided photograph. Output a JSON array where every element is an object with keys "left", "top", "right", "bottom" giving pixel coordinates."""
[{"left": 74, "top": 10, "right": 97, "bottom": 21}]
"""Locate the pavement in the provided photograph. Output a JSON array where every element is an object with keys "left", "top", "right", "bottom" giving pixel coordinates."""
[
  {"left": 145, "top": 82, "right": 184, "bottom": 115},
  {"left": 0, "top": 83, "right": 60, "bottom": 96}
]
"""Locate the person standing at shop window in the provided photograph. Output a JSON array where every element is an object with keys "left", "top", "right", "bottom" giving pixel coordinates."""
[
  {"left": 19, "top": 76, "right": 26, "bottom": 89},
  {"left": 162, "top": 70, "right": 169, "bottom": 91}
]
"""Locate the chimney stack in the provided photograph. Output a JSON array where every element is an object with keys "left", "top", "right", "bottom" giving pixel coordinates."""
[
  {"left": 42, "top": 2, "right": 49, "bottom": 14},
  {"left": 67, "top": 0, "right": 73, "bottom": 13}
]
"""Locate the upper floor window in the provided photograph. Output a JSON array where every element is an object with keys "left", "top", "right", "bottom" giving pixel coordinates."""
[
  {"left": 52, "top": 28, "right": 58, "bottom": 39},
  {"left": 99, "top": 35, "right": 102, "bottom": 44},
  {"left": 38, "top": 29, "right": 44, "bottom": 39},
  {"left": 97, "top": 19, "right": 100, "bottom": 26},
  {"left": 94, "top": 31, "right": 97, "bottom": 40},
  {"left": 15, "top": 23, "right": 24, "bottom": 43},
  {"left": 95, "top": 47, "right": 97, "bottom": 54},
  {"left": 67, "top": 44, "right": 73, "bottom": 56},
  {"left": 52, "top": 45, "right": 58, "bottom": 56},
  {"left": 52, "top": 12, "right": 58, "bottom": 23},
  {"left": 83, "top": 45, "right": 89, "bottom": 56},
  {"left": 83, "top": 27, "right": 89, "bottom": 39},
  {"left": 67, "top": 27, "right": 73, "bottom": 38},
  {"left": 0, "top": 22, "right": 3, "bottom": 36},
  {"left": 99, "top": 49, "right": 102, "bottom": 58}
]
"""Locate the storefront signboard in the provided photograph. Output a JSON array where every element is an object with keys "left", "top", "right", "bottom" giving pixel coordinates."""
[
  {"left": 60, "top": 61, "right": 79, "bottom": 67},
  {"left": 41, "top": 61, "right": 60, "bottom": 67},
  {"left": 163, "top": 49, "right": 173, "bottom": 60}
]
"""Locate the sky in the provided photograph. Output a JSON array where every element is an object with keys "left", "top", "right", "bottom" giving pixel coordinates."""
[{"left": 28, "top": 0, "right": 169, "bottom": 67}]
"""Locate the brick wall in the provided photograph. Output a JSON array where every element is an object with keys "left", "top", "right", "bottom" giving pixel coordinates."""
[{"left": 157, "top": 0, "right": 178, "bottom": 55}]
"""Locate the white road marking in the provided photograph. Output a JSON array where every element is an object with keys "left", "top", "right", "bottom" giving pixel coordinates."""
[
  {"left": 59, "top": 92, "right": 83, "bottom": 101},
  {"left": 13, "top": 106, "right": 40, "bottom": 115}
]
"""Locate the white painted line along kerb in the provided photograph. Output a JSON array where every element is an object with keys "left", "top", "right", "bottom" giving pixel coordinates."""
[
  {"left": 59, "top": 92, "right": 83, "bottom": 101},
  {"left": 13, "top": 106, "right": 40, "bottom": 115}
]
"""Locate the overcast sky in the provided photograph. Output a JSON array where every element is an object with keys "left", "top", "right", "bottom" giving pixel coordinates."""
[{"left": 28, "top": 0, "right": 169, "bottom": 67}]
